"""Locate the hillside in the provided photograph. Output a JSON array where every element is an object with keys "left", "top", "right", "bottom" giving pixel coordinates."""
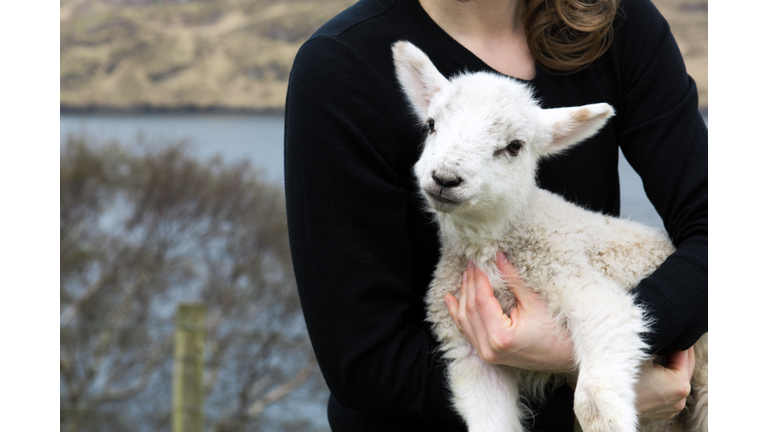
[
  {"left": 60, "top": 0, "right": 358, "bottom": 112},
  {"left": 60, "top": 0, "right": 707, "bottom": 112}
]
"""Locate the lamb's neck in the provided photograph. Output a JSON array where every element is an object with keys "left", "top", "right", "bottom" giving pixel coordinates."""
[{"left": 436, "top": 192, "right": 539, "bottom": 263}]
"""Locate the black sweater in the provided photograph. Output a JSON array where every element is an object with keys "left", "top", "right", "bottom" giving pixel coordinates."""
[{"left": 284, "top": 0, "right": 708, "bottom": 430}]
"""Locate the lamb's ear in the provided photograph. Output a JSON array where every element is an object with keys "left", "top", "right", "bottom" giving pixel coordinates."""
[
  {"left": 392, "top": 41, "right": 449, "bottom": 120},
  {"left": 537, "top": 103, "right": 615, "bottom": 157}
]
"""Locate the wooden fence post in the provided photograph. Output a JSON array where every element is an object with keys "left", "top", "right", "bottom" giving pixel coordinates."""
[{"left": 173, "top": 303, "right": 206, "bottom": 432}]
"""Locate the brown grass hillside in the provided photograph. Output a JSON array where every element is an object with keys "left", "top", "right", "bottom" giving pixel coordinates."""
[
  {"left": 60, "top": 0, "right": 707, "bottom": 112},
  {"left": 60, "top": 0, "right": 358, "bottom": 112}
]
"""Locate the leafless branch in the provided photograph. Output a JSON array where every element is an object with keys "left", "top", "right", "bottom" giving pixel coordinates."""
[
  {"left": 60, "top": 271, "right": 111, "bottom": 326},
  {"left": 93, "top": 333, "right": 173, "bottom": 403},
  {"left": 246, "top": 361, "right": 315, "bottom": 417}
]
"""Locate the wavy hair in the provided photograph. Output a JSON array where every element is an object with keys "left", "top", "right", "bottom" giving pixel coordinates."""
[{"left": 523, "top": 0, "right": 621, "bottom": 73}]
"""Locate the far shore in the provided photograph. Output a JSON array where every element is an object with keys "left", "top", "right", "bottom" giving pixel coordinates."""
[{"left": 60, "top": 105, "right": 286, "bottom": 116}]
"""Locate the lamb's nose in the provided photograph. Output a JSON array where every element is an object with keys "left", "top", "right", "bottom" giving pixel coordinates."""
[{"left": 432, "top": 173, "right": 462, "bottom": 188}]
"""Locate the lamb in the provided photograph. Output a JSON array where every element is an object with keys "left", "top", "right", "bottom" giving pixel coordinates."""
[{"left": 392, "top": 41, "right": 707, "bottom": 432}]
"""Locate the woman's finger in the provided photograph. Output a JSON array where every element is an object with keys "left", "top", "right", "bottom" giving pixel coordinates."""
[
  {"left": 445, "top": 293, "right": 459, "bottom": 331},
  {"left": 666, "top": 346, "right": 696, "bottom": 380},
  {"left": 458, "top": 265, "right": 480, "bottom": 346},
  {"left": 470, "top": 261, "right": 512, "bottom": 343},
  {"left": 494, "top": 251, "right": 531, "bottom": 309},
  {"left": 465, "top": 263, "right": 491, "bottom": 352}
]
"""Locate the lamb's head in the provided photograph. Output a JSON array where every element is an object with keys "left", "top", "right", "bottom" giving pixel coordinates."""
[{"left": 393, "top": 41, "right": 615, "bottom": 227}]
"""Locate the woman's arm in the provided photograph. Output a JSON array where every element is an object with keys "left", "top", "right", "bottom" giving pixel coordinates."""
[
  {"left": 284, "top": 36, "right": 461, "bottom": 429},
  {"left": 614, "top": 0, "right": 708, "bottom": 354}
]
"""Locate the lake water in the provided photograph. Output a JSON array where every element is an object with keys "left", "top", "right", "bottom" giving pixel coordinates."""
[
  {"left": 60, "top": 113, "right": 287, "bottom": 182},
  {"left": 60, "top": 111, "right": 708, "bottom": 229}
]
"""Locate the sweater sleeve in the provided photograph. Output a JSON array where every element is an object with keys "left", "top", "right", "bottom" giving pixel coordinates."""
[
  {"left": 615, "top": 0, "right": 708, "bottom": 354},
  {"left": 284, "top": 36, "right": 461, "bottom": 430}
]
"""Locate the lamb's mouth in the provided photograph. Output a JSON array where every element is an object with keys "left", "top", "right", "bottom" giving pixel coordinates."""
[{"left": 425, "top": 192, "right": 463, "bottom": 208}]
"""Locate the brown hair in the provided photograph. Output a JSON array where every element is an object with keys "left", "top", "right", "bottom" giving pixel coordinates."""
[{"left": 524, "top": 0, "right": 621, "bottom": 73}]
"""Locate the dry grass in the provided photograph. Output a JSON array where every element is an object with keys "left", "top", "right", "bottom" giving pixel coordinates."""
[
  {"left": 60, "top": 0, "right": 358, "bottom": 111},
  {"left": 60, "top": 0, "right": 707, "bottom": 111}
]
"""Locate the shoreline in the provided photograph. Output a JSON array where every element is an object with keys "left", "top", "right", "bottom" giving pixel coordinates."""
[{"left": 60, "top": 104, "right": 286, "bottom": 116}]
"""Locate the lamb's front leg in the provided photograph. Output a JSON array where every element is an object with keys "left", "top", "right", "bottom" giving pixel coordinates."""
[
  {"left": 566, "top": 280, "right": 649, "bottom": 432},
  {"left": 447, "top": 345, "right": 526, "bottom": 432}
]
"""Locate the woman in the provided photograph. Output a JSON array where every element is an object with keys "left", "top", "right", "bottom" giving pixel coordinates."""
[{"left": 284, "top": 0, "right": 707, "bottom": 430}]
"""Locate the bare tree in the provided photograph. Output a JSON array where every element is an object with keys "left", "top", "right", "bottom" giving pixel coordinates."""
[{"left": 60, "top": 135, "right": 324, "bottom": 432}]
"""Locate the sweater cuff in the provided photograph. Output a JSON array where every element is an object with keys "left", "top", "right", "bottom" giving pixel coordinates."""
[{"left": 631, "top": 241, "right": 708, "bottom": 354}]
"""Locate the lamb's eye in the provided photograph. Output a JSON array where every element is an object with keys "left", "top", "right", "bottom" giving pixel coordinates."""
[
  {"left": 427, "top": 119, "right": 435, "bottom": 133},
  {"left": 506, "top": 140, "right": 524, "bottom": 156}
]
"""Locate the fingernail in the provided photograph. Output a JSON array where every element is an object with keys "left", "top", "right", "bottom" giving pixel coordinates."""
[
  {"left": 496, "top": 250, "right": 508, "bottom": 263},
  {"left": 467, "top": 259, "right": 474, "bottom": 268},
  {"left": 462, "top": 271, "right": 467, "bottom": 283},
  {"left": 444, "top": 296, "right": 450, "bottom": 306}
]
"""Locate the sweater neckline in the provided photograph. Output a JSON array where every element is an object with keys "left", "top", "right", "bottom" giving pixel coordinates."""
[{"left": 399, "top": 0, "right": 538, "bottom": 84}]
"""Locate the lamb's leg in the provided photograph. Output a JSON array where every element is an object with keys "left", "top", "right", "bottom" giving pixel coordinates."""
[
  {"left": 448, "top": 348, "right": 526, "bottom": 432},
  {"left": 566, "top": 281, "right": 649, "bottom": 432}
]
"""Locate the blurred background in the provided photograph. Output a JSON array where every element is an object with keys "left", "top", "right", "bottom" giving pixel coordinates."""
[{"left": 59, "top": 1, "right": 707, "bottom": 431}]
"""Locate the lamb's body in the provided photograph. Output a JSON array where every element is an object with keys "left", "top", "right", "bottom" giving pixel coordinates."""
[
  {"left": 426, "top": 188, "right": 675, "bottom": 355},
  {"left": 427, "top": 188, "right": 707, "bottom": 432},
  {"left": 392, "top": 41, "right": 707, "bottom": 432}
]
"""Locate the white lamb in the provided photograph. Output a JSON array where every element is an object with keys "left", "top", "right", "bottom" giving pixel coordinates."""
[{"left": 392, "top": 41, "right": 707, "bottom": 432}]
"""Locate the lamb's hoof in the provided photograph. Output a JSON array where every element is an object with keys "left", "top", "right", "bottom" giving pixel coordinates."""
[{"left": 574, "top": 384, "right": 636, "bottom": 432}]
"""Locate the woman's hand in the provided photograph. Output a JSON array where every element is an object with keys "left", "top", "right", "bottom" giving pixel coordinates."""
[
  {"left": 444, "top": 250, "right": 575, "bottom": 373},
  {"left": 635, "top": 347, "right": 695, "bottom": 420}
]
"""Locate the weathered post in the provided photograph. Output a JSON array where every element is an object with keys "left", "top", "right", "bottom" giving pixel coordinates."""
[{"left": 173, "top": 303, "right": 206, "bottom": 432}]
